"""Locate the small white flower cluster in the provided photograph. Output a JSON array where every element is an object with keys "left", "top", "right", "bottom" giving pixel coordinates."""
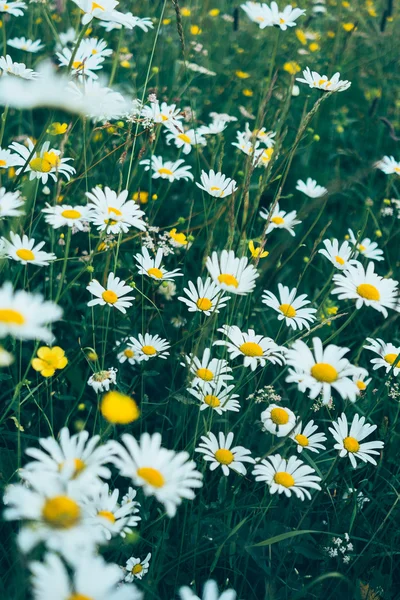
[{"left": 324, "top": 533, "right": 353, "bottom": 564}]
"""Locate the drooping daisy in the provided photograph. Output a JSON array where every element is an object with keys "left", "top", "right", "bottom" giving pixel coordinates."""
[
  {"left": 141, "top": 100, "right": 183, "bottom": 129},
  {"left": 214, "top": 325, "right": 286, "bottom": 371},
  {"left": 296, "top": 177, "right": 327, "bottom": 198},
  {"left": 7, "top": 37, "right": 44, "bottom": 53},
  {"left": 87, "top": 367, "right": 118, "bottom": 393},
  {"left": 206, "top": 249, "right": 259, "bottom": 295},
  {"left": 261, "top": 404, "right": 296, "bottom": 437},
  {"left": 0, "top": 54, "right": 37, "bottom": 78},
  {"left": 86, "top": 186, "right": 146, "bottom": 234},
  {"left": 351, "top": 367, "right": 372, "bottom": 393},
  {"left": 364, "top": 337, "right": 400, "bottom": 376},
  {"left": 331, "top": 262, "right": 399, "bottom": 317},
  {"left": 0, "top": 282, "right": 62, "bottom": 342},
  {"left": 329, "top": 413, "right": 384, "bottom": 468},
  {"left": 178, "top": 579, "right": 237, "bottom": 600},
  {"left": 253, "top": 454, "right": 322, "bottom": 500},
  {"left": 10, "top": 139, "right": 75, "bottom": 184},
  {"left": 0, "top": 1, "right": 26, "bottom": 17},
  {"left": 178, "top": 277, "right": 230, "bottom": 316},
  {"left": 196, "top": 169, "right": 238, "bottom": 198},
  {"left": 290, "top": 420, "right": 327, "bottom": 453},
  {"left": 124, "top": 553, "right": 151, "bottom": 582},
  {"left": 0, "top": 146, "right": 19, "bottom": 169},
  {"left": 84, "top": 483, "right": 140, "bottom": 540},
  {"left": 259, "top": 202, "right": 301, "bottom": 236},
  {"left": 262, "top": 284, "right": 317, "bottom": 330},
  {"left": 134, "top": 247, "right": 183, "bottom": 282},
  {"left": 2, "top": 232, "right": 56, "bottom": 266},
  {"left": 296, "top": 67, "right": 351, "bottom": 92},
  {"left": 285, "top": 337, "right": 359, "bottom": 404},
  {"left": 127, "top": 333, "right": 170, "bottom": 361},
  {"left": 87, "top": 272, "right": 135, "bottom": 314},
  {"left": 42, "top": 203, "right": 92, "bottom": 230},
  {"left": 110, "top": 432, "right": 203, "bottom": 517},
  {"left": 318, "top": 238, "right": 358, "bottom": 270},
  {"left": 165, "top": 126, "right": 206, "bottom": 154},
  {"left": 375, "top": 155, "right": 400, "bottom": 176},
  {"left": 182, "top": 348, "right": 233, "bottom": 390},
  {"left": 0, "top": 187, "right": 24, "bottom": 218},
  {"left": 196, "top": 431, "right": 255, "bottom": 477},
  {"left": 116, "top": 339, "right": 142, "bottom": 365},
  {"left": 140, "top": 155, "right": 193, "bottom": 182},
  {"left": 347, "top": 228, "right": 384, "bottom": 262},
  {"left": 188, "top": 382, "right": 241, "bottom": 414}
]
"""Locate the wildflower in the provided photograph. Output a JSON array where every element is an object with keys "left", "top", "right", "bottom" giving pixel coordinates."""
[
  {"left": 2, "top": 232, "right": 56, "bottom": 266},
  {"left": 268, "top": 2, "right": 306, "bottom": 30},
  {"left": 188, "top": 382, "right": 241, "bottom": 414},
  {"left": 127, "top": 333, "right": 170, "bottom": 361},
  {"left": 178, "top": 277, "right": 230, "bottom": 315},
  {"left": 248, "top": 240, "right": 269, "bottom": 259},
  {"left": 0, "top": 55, "right": 37, "bottom": 78},
  {"left": 87, "top": 272, "right": 135, "bottom": 314},
  {"left": 260, "top": 202, "right": 301, "bottom": 236},
  {"left": 124, "top": 553, "right": 151, "bottom": 582},
  {"left": 169, "top": 229, "right": 189, "bottom": 248},
  {"left": 100, "top": 390, "right": 140, "bottom": 424},
  {"left": 0, "top": 346, "right": 13, "bottom": 366},
  {"left": 364, "top": 338, "right": 400, "bottom": 376},
  {"left": 296, "top": 177, "right": 327, "bottom": 198},
  {"left": 134, "top": 247, "right": 183, "bottom": 282},
  {"left": 235, "top": 70, "right": 250, "bottom": 79},
  {"left": 329, "top": 413, "right": 384, "bottom": 468},
  {"left": 87, "top": 368, "right": 118, "bottom": 393},
  {"left": 318, "top": 238, "right": 358, "bottom": 270},
  {"left": 196, "top": 431, "right": 255, "bottom": 476},
  {"left": 8, "top": 37, "right": 44, "bottom": 53},
  {"left": 261, "top": 404, "right": 296, "bottom": 437},
  {"left": 47, "top": 122, "right": 68, "bottom": 135},
  {"left": 206, "top": 249, "right": 259, "bottom": 295},
  {"left": 0, "top": 147, "right": 19, "bottom": 169},
  {"left": 290, "top": 420, "right": 327, "bottom": 453},
  {"left": 86, "top": 186, "right": 146, "bottom": 234},
  {"left": 262, "top": 284, "right": 317, "bottom": 330},
  {"left": 284, "top": 61, "right": 301, "bottom": 74},
  {"left": 165, "top": 127, "right": 206, "bottom": 154},
  {"left": 253, "top": 454, "right": 322, "bottom": 500},
  {"left": 140, "top": 155, "right": 193, "bottom": 182},
  {"left": 10, "top": 139, "right": 75, "bottom": 184},
  {"left": 42, "top": 203, "right": 92, "bottom": 230},
  {"left": 84, "top": 483, "right": 140, "bottom": 539},
  {"left": 57, "top": 42, "right": 108, "bottom": 80},
  {"left": 31, "top": 346, "right": 67, "bottom": 378},
  {"left": 375, "top": 155, "right": 400, "bottom": 176},
  {"left": 214, "top": 325, "right": 286, "bottom": 371},
  {"left": 196, "top": 169, "right": 238, "bottom": 198},
  {"left": 116, "top": 340, "right": 141, "bottom": 365},
  {"left": 347, "top": 228, "right": 384, "bottom": 261},
  {"left": 178, "top": 580, "right": 238, "bottom": 600},
  {"left": 182, "top": 348, "right": 233, "bottom": 391},
  {"left": 0, "top": 1, "right": 26, "bottom": 17},
  {"left": 296, "top": 67, "right": 351, "bottom": 92},
  {"left": 352, "top": 367, "right": 372, "bottom": 393},
  {"left": 141, "top": 100, "right": 183, "bottom": 129},
  {"left": 156, "top": 280, "right": 177, "bottom": 301}
]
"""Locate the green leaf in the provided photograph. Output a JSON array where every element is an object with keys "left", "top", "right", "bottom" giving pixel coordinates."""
[{"left": 248, "top": 529, "right": 327, "bottom": 548}]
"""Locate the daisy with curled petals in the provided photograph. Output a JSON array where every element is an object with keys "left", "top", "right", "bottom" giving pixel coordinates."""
[
  {"left": 329, "top": 413, "right": 384, "bottom": 468},
  {"left": 331, "top": 262, "right": 399, "bottom": 317},
  {"left": 296, "top": 177, "right": 327, "bottom": 198},
  {"left": 347, "top": 228, "right": 384, "bottom": 262},
  {"left": 10, "top": 139, "right": 75, "bottom": 184},
  {"left": 296, "top": 67, "right": 351, "bottom": 92},
  {"left": 165, "top": 126, "right": 206, "bottom": 154},
  {"left": 0, "top": 55, "right": 36, "bottom": 78},
  {"left": 110, "top": 432, "right": 203, "bottom": 518},
  {"left": 206, "top": 249, "right": 259, "bottom": 295},
  {"left": 0, "top": 1, "right": 26, "bottom": 17},
  {"left": 124, "top": 553, "right": 151, "bottom": 582},
  {"left": 196, "top": 169, "right": 238, "bottom": 198},
  {"left": 188, "top": 382, "right": 241, "bottom": 415},
  {"left": 214, "top": 325, "right": 286, "bottom": 371},
  {"left": 42, "top": 203, "right": 92, "bottom": 230},
  {"left": 7, "top": 37, "right": 44, "bottom": 53},
  {"left": 134, "top": 247, "right": 183, "bottom": 282},
  {"left": 178, "top": 277, "right": 230, "bottom": 316},
  {"left": 182, "top": 348, "right": 233, "bottom": 391},
  {"left": 375, "top": 155, "right": 400, "bottom": 176},
  {"left": 364, "top": 338, "right": 400, "bottom": 376},
  {"left": 84, "top": 483, "right": 140, "bottom": 540},
  {"left": 87, "top": 368, "right": 117, "bottom": 393},
  {"left": 86, "top": 186, "right": 146, "bottom": 234},
  {"left": 140, "top": 155, "right": 193, "bottom": 182},
  {"left": 252, "top": 454, "right": 322, "bottom": 500},
  {"left": 262, "top": 284, "right": 317, "bottom": 330},
  {"left": 127, "top": 333, "right": 170, "bottom": 361},
  {"left": 196, "top": 431, "right": 255, "bottom": 476},
  {"left": 2, "top": 232, "right": 56, "bottom": 266},
  {"left": 179, "top": 579, "right": 237, "bottom": 600},
  {"left": 0, "top": 146, "right": 19, "bottom": 169},
  {"left": 290, "top": 420, "right": 327, "bottom": 453},
  {"left": 261, "top": 404, "right": 296, "bottom": 437},
  {"left": 141, "top": 100, "right": 183, "bottom": 129},
  {"left": 285, "top": 337, "right": 359, "bottom": 404},
  {"left": 87, "top": 272, "right": 135, "bottom": 313},
  {"left": 318, "top": 238, "right": 358, "bottom": 270},
  {"left": 259, "top": 202, "right": 301, "bottom": 236},
  {"left": 0, "top": 188, "right": 24, "bottom": 218}
]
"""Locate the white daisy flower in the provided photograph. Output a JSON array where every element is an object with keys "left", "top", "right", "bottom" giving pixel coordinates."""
[
  {"left": 232, "top": 130, "right": 260, "bottom": 156},
  {"left": 253, "top": 454, "right": 322, "bottom": 500},
  {"left": 124, "top": 553, "right": 151, "bottom": 582},
  {"left": 241, "top": 1, "right": 273, "bottom": 28},
  {"left": 110, "top": 432, "right": 203, "bottom": 518},
  {"left": 261, "top": 404, "right": 296, "bottom": 437},
  {"left": 347, "top": 228, "right": 384, "bottom": 262},
  {"left": 127, "top": 333, "right": 170, "bottom": 360},
  {"left": 42, "top": 203, "right": 92, "bottom": 230},
  {"left": 2, "top": 232, "right": 56, "bottom": 266},
  {"left": 296, "top": 177, "right": 327, "bottom": 198},
  {"left": 57, "top": 44, "right": 106, "bottom": 80},
  {"left": 71, "top": 0, "right": 117, "bottom": 24},
  {"left": 351, "top": 367, "right": 372, "bottom": 393},
  {"left": 0, "top": 0, "right": 25, "bottom": 16},
  {"left": 7, "top": 37, "right": 44, "bottom": 53},
  {"left": 139, "top": 155, "right": 193, "bottom": 182},
  {"left": 329, "top": 413, "right": 384, "bottom": 468},
  {"left": 10, "top": 139, "right": 75, "bottom": 184},
  {"left": 84, "top": 483, "right": 140, "bottom": 540},
  {"left": 0, "top": 54, "right": 37, "bottom": 78},
  {"left": 375, "top": 155, "right": 400, "bottom": 176},
  {"left": 86, "top": 186, "right": 146, "bottom": 234},
  {"left": 182, "top": 347, "right": 233, "bottom": 391},
  {"left": 67, "top": 78, "right": 130, "bottom": 121},
  {"left": 285, "top": 337, "right": 359, "bottom": 404},
  {"left": 165, "top": 126, "right": 206, "bottom": 154},
  {"left": 296, "top": 67, "right": 351, "bottom": 92},
  {"left": 87, "top": 272, "right": 135, "bottom": 314},
  {"left": 141, "top": 100, "right": 183, "bottom": 129},
  {"left": 196, "top": 431, "right": 255, "bottom": 477},
  {"left": 267, "top": 2, "right": 306, "bottom": 30},
  {"left": 318, "top": 238, "right": 358, "bottom": 270},
  {"left": 134, "top": 247, "right": 183, "bottom": 282},
  {"left": 244, "top": 123, "right": 276, "bottom": 147},
  {"left": 178, "top": 277, "right": 230, "bottom": 316},
  {"left": 0, "top": 146, "right": 19, "bottom": 168},
  {"left": 188, "top": 382, "right": 241, "bottom": 414},
  {"left": 80, "top": 37, "right": 113, "bottom": 58},
  {"left": 156, "top": 280, "right": 177, "bottom": 300},
  {"left": 331, "top": 261, "right": 399, "bottom": 317},
  {"left": 87, "top": 367, "right": 117, "bottom": 393},
  {"left": 196, "top": 169, "right": 238, "bottom": 198},
  {"left": 290, "top": 420, "right": 327, "bottom": 453},
  {"left": 364, "top": 337, "right": 400, "bottom": 376},
  {"left": 206, "top": 249, "right": 259, "bottom": 295},
  {"left": 0, "top": 282, "right": 62, "bottom": 342},
  {"left": 178, "top": 579, "right": 237, "bottom": 600},
  {"left": 197, "top": 119, "right": 228, "bottom": 136},
  {"left": 254, "top": 146, "right": 274, "bottom": 168},
  {"left": 116, "top": 339, "right": 142, "bottom": 365},
  {"left": 259, "top": 202, "right": 301, "bottom": 236},
  {"left": 214, "top": 325, "right": 286, "bottom": 371},
  {"left": 262, "top": 284, "right": 317, "bottom": 330},
  {"left": 0, "top": 187, "right": 24, "bottom": 218},
  {"left": 0, "top": 345, "right": 13, "bottom": 366}
]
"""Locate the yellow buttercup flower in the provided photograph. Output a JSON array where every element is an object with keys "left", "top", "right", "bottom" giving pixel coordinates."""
[
  {"left": 235, "top": 70, "right": 250, "bottom": 79},
  {"left": 181, "top": 7, "right": 191, "bottom": 16},
  {"left": 283, "top": 61, "right": 301, "bottom": 75},
  {"left": 342, "top": 22, "right": 355, "bottom": 31},
  {"left": 120, "top": 60, "right": 131, "bottom": 68},
  {"left": 209, "top": 8, "right": 220, "bottom": 16},
  {"left": 295, "top": 29, "right": 307, "bottom": 45},
  {"left": 327, "top": 30, "right": 336, "bottom": 38},
  {"left": 133, "top": 190, "right": 149, "bottom": 204},
  {"left": 309, "top": 42, "right": 320, "bottom": 52},
  {"left": 31, "top": 347, "right": 68, "bottom": 378},
  {"left": 101, "top": 391, "right": 140, "bottom": 425},
  {"left": 162, "top": 18, "right": 171, "bottom": 25},
  {"left": 249, "top": 240, "right": 269, "bottom": 259},
  {"left": 242, "top": 89, "right": 253, "bottom": 97},
  {"left": 190, "top": 25, "right": 202, "bottom": 34},
  {"left": 169, "top": 228, "right": 188, "bottom": 246},
  {"left": 47, "top": 122, "right": 68, "bottom": 136}
]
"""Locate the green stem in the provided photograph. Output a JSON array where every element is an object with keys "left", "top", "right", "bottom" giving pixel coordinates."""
[{"left": 55, "top": 228, "right": 72, "bottom": 303}]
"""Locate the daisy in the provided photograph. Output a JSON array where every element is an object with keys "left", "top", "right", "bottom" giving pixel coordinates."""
[
  {"left": 116, "top": 339, "right": 142, "bottom": 365},
  {"left": 80, "top": 37, "right": 113, "bottom": 59},
  {"left": 0, "top": 0, "right": 26, "bottom": 17},
  {"left": 134, "top": 247, "right": 183, "bottom": 282},
  {"left": 245, "top": 123, "right": 276, "bottom": 147},
  {"left": 259, "top": 202, "right": 301, "bottom": 236},
  {"left": 10, "top": 139, "right": 75, "bottom": 184},
  {"left": 329, "top": 413, "right": 384, "bottom": 468},
  {"left": 262, "top": 284, "right": 317, "bottom": 330},
  {"left": 364, "top": 337, "right": 400, "bottom": 376},
  {"left": 195, "top": 169, "right": 238, "bottom": 198},
  {"left": 182, "top": 348, "right": 233, "bottom": 391},
  {"left": 253, "top": 454, "right": 322, "bottom": 500},
  {"left": 331, "top": 262, "right": 399, "bottom": 317},
  {"left": 179, "top": 580, "right": 237, "bottom": 600},
  {"left": 7, "top": 37, "right": 44, "bottom": 53},
  {"left": 289, "top": 420, "right": 327, "bottom": 453},
  {"left": 178, "top": 277, "right": 230, "bottom": 316},
  {"left": 261, "top": 404, "right": 296, "bottom": 437},
  {"left": 206, "top": 249, "right": 259, "bottom": 295},
  {"left": 139, "top": 155, "right": 193, "bottom": 182},
  {"left": 71, "top": 0, "right": 117, "bottom": 24},
  {"left": 267, "top": 2, "right": 306, "bottom": 30},
  {"left": 0, "top": 345, "right": 13, "bottom": 366},
  {"left": 2, "top": 232, "right": 56, "bottom": 266},
  {"left": 188, "top": 382, "right": 241, "bottom": 414},
  {"left": 296, "top": 67, "right": 352, "bottom": 92},
  {"left": 0, "top": 282, "right": 62, "bottom": 342},
  {"left": 232, "top": 129, "right": 260, "bottom": 156},
  {"left": 86, "top": 186, "right": 146, "bottom": 234},
  {"left": 214, "top": 325, "right": 286, "bottom": 371},
  {"left": 141, "top": 100, "right": 183, "bottom": 129},
  {"left": 87, "top": 367, "right": 118, "bottom": 393},
  {"left": 254, "top": 146, "right": 274, "bottom": 168},
  {"left": 87, "top": 272, "right": 135, "bottom": 313},
  {"left": 84, "top": 483, "right": 140, "bottom": 540},
  {"left": 0, "top": 188, "right": 24, "bottom": 218},
  {"left": 195, "top": 431, "right": 255, "bottom": 476},
  {"left": 165, "top": 126, "right": 206, "bottom": 154},
  {"left": 124, "top": 553, "right": 151, "bottom": 582},
  {"left": 351, "top": 367, "right": 372, "bottom": 393},
  {"left": 375, "top": 155, "right": 400, "bottom": 176},
  {"left": 285, "top": 337, "right": 359, "bottom": 404},
  {"left": 0, "top": 55, "right": 37, "bottom": 78},
  {"left": 127, "top": 333, "right": 170, "bottom": 360},
  {"left": 241, "top": 1, "right": 272, "bottom": 28},
  {"left": 67, "top": 78, "right": 129, "bottom": 121},
  {"left": 42, "top": 203, "right": 92, "bottom": 230},
  {"left": 347, "top": 228, "right": 384, "bottom": 261},
  {"left": 0, "top": 146, "right": 19, "bottom": 169},
  {"left": 110, "top": 432, "right": 203, "bottom": 517},
  {"left": 318, "top": 238, "right": 358, "bottom": 270},
  {"left": 57, "top": 44, "right": 106, "bottom": 80},
  {"left": 156, "top": 280, "right": 177, "bottom": 301},
  {"left": 296, "top": 177, "right": 327, "bottom": 198}
]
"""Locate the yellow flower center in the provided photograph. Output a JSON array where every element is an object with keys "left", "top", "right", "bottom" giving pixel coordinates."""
[
  {"left": 147, "top": 267, "right": 164, "bottom": 279},
  {"left": 69, "top": 595, "right": 93, "bottom": 600},
  {"left": 0, "top": 159, "right": 7, "bottom": 166},
  {"left": 177, "top": 133, "right": 191, "bottom": 144},
  {"left": 196, "top": 367, "right": 214, "bottom": 381},
  {"left": 274, "top": 472, "right": 295, "bottom": 487},
  {"left": 91, "top": 1, "right": 104, "bottom": 10},
  {"left": 196, "top": 297, "right": 213, "bottom": 311},
  {"left": 72, "top": 61, "right": 84, "bottom": 70},
  {"left": 42, "top": 495, "right": 81, "bottom": 529},
  {"left": 311, "top": 363, "right": 338, "bottom": 383},
  {"left": 141, "top": 345, "right": 157, "bottom": 356},
  {"left": 98, "top": 510, "right": 116, "bottom": 523},
  {"left": 271, "top": 216, "right": 285, "bottom": 225},
  {"left": 0, "top": 309, "right": 25, "bottom": 325},
  {"left": 358, "top": 244, "right": 366, "bottom": 252},
  {"left": 61, "top": 209, "right": 81, "bottom": 219},
  {"left": 279, "top": 17, "right": 285, "bottom": 23},
  {"left": 137, "top": 467, "right": 165, "bottom": 488},
  {"left": 295, "top": 433, "right": 309, "bottom": 447},
  {"left": 335, "top": 255, "right": 345, "bottom": 265},
  {"left": 108, "top": 206, "right": 122, "bottom": 217},
  {"left": 16, "top": 248, "right": 35, "bottom": 261},
  {"left": 160, "top": 114, "right": 169, "bottom": 121},
  {"left": 270, "top": 407, "right": 289, "bottom": 425},
  {"left": 132, "top": 564, "right": 143, "bottom": 575},
  {"left": 218, "top": 273, "right": 239, "bottom": 288},
  {"left": 356, "top": 380, "right": 367, "bottom": 390},
  {"left": 100, "top": 391, "right": 140, "bottom": 425},
  {"left": 356, "top": 283, "right": 380, "bottom": 301},
  {"left": 279, "top": 303, "right": 296, "bottom": 318},
  {"left": 158, "top": 168, "right": 173, "bottom": 176},
  {"left": 239, "top": 342, "right": 263, "bottom": 357},
  {"left": 384, "top": 353, "right": 399, "bottom": 366},
  {"left": 102, "top": 290, "right": 118, "bottom": 304},
  {"left": 343, "top": 436, "right": 360, "bottom": 453},
  {"left": 124, "top": 348, "right": 135, "bottom": 358},
  {"left": 204, "top": 394, "right": 220, "bottom": 407},
  {"left": 214, "top": 448, "right": 234, "bottom": 464}
]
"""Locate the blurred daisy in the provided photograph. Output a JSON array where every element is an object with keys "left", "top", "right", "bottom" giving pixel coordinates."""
[
  {"left": 57, "top": 44, "right": 106, "bottom": 80},
  {"left": 347, "top": 228, "right": 384, "bottom": 262},
  {"left": 134, "top": 247, "right": 183, "bottom": 282},
  {"left": 42, "top": 203, "right": 92, "bottom": 230},
  {"left": 188, "top": 382, "right": 240, "bottom": 414},
  {"left": 156, "top": 280, "right": 177, "bottom": 300},
  {"left": 110, "top": 432, "right": 203, "bottom": 517},
  {"left": 140, "top": 155, "right": 193, "bottom": 182},
  {"left": 232, "top": 130, "right": 259, "bottom": 156},
  {"left": 319, "top": 238, "right": 358, "bottom": 270},
  {"left": 214, "top": 325, "right": 286, "bottom": 370},
  {"left": 127, "top": 333, "right": 170, "bottom": 360},
  {"left": 116, "top": 340, "right": 141, "bottom": 365},
  {"left": 124, "top": 553, "right": 151, "bottom": 582},
  {"left": 178, "top": 277, "right": 230, "bottom": 316},
  {"left": 0, "top": 345, "right": 13, "bottom": 366},
  {"left": 182, "top": 348, "right": 233, "bottom": 390},
  {"left": 375, "top": 155, "right": 400, "bottom": 176},
  {"left": 329, "top": 413, "right": 384, "bottom": 468},
  {"left": 196, "top": 169, "right": 238, "bottom": 198},
  {"left": 268, "top": 2, "right": 306, "bottom": 30},
  {"left": 31, "top": 346, "right": 67, "bottom": 378},
  {"left": 351, "top": 367, "right": 372, "bottom": 393},
  {"left": 87, "top": 272, "right": 134, "bottom": 313},
  {"left": 86, "top": 186, "right": 146, "bottom": 234},
  {"left": 296, "top": 67, "right": 351, "bottom": 92},
  {"left": 7, "top": 37, "right": 44, "bottom": 53},
  {"left": 0, "top": 147, "right": 19, "bottom": 168},
  {"left": 364, "top": 337, "right": 400, "bottom": 376},
  {"left": 261, "top": 404, "right": 296, "bottom": 437},
  {"left": 10, "top": 139, "right": 75, "bottom": 184},
  {"left": 290, "top": 420, "right": 327, "bottom": 453},
  {"left": 165, "top": 127, "right": 206, "bottom": 154},
  {"left": 141, "top": 100, "right": 183, "bottom": 129},
  {"left": 87, "top": 367, "right": 117, "bottom": 393},
  {"left": 259, "top": 202, "right": 301, "bottom": 236},
  {"left": 253, "top": 454, "right": 322, "bottom": 500},
  {"left": 241, "top": 1, "right": 272, "bottom": 28},
  {"left": 80, "top": 37, "right": 113, "bottom": 59},
  {"left": 296, "top": 177, "right": 327, "bottom": 198},
  {"left": 332, "top": 262, "right": 399, "bottom": 317},
  {"left": 206, "top": 249, "right": 259, "bottom": 295},
  {"left": 262, "top": 284, "right": 317, "bottom": 330},
  {"left": 179, "top": 580, "right": 237, "bottom": 600},
  {"left": 285, "top": 337, "right": 359, "bottom": 404},
  {"left": 84, "top": 483, "right": 140, "bottom": 540},
  {"left": 0, "top": 188, "right": 24, "bottom": 218},
  {"left": 2, "top": 232, "right": 56, "bottom": 266},
  {"left": 0, "top": 1, "right": 26, "bottom": 17},
  {"left": 196, "top": 431, "right": 255, "bottom": 476},
  {"left": 0, "top": 55, "right": 37, "bottom": 78},
  {"left": 245, "top": 124, "right": 276, "bottom": 147},
  {"left": 254, "top": 146, "right": 274, "bottom": 168}
]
